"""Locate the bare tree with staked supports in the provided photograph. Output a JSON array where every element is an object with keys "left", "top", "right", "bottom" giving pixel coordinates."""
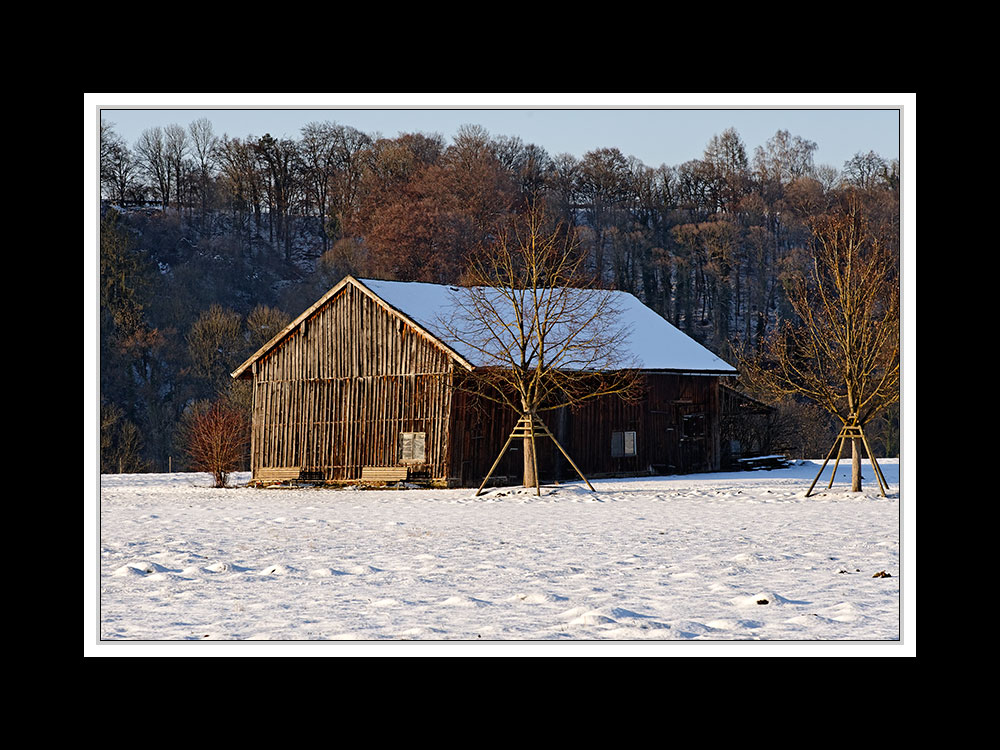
[
  {"left": 737, "top": 191, "right": 900, "bottom": 495},
  {"left": 441, "top": 204, "right": 641, "bottom": 494}
]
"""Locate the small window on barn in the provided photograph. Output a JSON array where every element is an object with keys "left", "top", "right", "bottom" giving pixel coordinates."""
[
  {"left": 399, "top": 432, "right": 427, "bottom": 463},
  {"left": 611, "top": 431, "right": 637, "bottom": 457},
  {"left": 682, "top": 413, "right": 706, "bottom": 439}
]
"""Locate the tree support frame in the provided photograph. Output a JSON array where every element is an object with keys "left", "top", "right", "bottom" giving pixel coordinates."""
[
  {"left": 476, "top": 412, "right": 595, "bottom": 496},
  {"left": 806, "top": 415, "right": 889, "bottom": 497}
]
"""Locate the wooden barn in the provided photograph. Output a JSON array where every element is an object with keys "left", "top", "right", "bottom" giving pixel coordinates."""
[{"left": 231, "top": 276, "right": 738, "bottom": 487}]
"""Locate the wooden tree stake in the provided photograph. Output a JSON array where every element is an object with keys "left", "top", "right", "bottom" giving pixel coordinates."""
[
  {"left": 806, "top": 415, "right": 888, "bottom": 497},
  {"left": 475, "top": 413, "right": 595, "bottom": 496}
]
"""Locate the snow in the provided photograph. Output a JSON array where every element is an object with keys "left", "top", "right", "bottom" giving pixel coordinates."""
[
  {"left": 359, "top": 278, "right": 738, "bottom": 374},
  {"left": 90, "top": 459, "right": 910, "bottom": 653}
]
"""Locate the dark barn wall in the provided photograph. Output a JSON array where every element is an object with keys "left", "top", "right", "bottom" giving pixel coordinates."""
[
  {"left": 719, "top": 385, "right": 775, "bottom": 469},
  {"left": 250, "top": 283, "right": 455, "bottom": 481},
  {"left": 447, "top": 388, "right": 518, "bottom": 487},
  {"left": 448, "top": 373, "right": 724, "bottom": 486}
]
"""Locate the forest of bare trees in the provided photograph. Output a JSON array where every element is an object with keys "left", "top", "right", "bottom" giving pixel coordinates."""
[{"left": 98, "top": 116, "right": 901, "bottom": 474}]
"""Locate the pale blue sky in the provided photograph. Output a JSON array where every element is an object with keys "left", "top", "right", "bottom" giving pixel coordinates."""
[{"left": 96, "top": 94, "right": 904, "bottom": 173}]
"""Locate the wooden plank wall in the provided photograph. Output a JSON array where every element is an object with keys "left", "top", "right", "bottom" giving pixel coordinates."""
[
  {"left": 570, "top": 373, "right": 722, "bottom": 476},
  {"left": 448, "top": 373, "right": 722, "bottom": 485},
  {"left": 447, "top": 389, "right": 518, "bottom": 486},
  {"left": 250, "top": 284, "right": 454, "bottom": 481}
]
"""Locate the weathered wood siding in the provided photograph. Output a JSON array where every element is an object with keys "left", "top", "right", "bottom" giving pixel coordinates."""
[
  {"left": 250, "top": 284, "right": 454, "bottom": 481},
  {"left": 448, "top": 373, "right": 723, "bottom": 484},
  {"left": 562, "top": 373, "right": 723, "bottom": 477},
  {"left": 447, "top": 389, "right": 519, "bottom": 487}
]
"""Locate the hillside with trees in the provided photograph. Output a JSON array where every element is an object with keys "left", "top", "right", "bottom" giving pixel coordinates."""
[{"left": 98, "top": 117, "right": 901, "bottom": 474}]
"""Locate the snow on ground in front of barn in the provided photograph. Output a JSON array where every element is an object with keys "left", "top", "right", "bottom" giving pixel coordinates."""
[{"left": 93, "top": 460, "right": 908, "bottom": 651}]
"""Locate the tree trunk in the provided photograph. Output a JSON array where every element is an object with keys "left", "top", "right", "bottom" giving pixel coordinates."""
[
  {"left": 851, "top": 437, "right": 862, "bottom": 492},
  {"left": 522, "top": 435, "right": 538, "bottom": 490}
]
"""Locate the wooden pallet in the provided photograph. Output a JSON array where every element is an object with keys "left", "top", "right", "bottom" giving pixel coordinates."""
[
  {"left": 361, "top": 466, "right": 409, "bottom": 483},
  {"left": 255, "top": 467, "right": 301, "bottom": 484}
]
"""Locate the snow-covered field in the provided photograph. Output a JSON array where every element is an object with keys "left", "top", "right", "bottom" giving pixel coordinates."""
[{"left": 89, "top": 460, "right": 910, "bottom": 653}]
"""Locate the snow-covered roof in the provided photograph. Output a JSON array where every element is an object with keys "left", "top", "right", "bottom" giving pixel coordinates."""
[
  {"left": 232, "top": 276, "right": 737, "bottom": 379},
  {"left": 360, "top": 278, "right": 737, "bottom": 375}
]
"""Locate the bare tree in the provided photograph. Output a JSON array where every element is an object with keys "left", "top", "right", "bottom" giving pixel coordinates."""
[
  {"left": 737, "top": 191, "right": 899, "bottom": 493},
  {"left": 101, "top": 401, "right": 147, "bottom": 474},
  {"left": 702, "top": 127, "right": 750, "bottom": 212},
  {"left": 300, "top": 121, "right": 372, "bottom": 252},
  {"left": 217, "top": 135, "right": 266, "bottom": 246},
  {"left": 134, "top": 127, "right": 171, "bottom": 208},
  {"left": 842, "top": 150, "right": 889, "bottom": 190},
  {"left": 100, "top": 122, "right": 139, "bottom": 204},
  {"left": 441, "top": 204, "right": 640, "bottom": 492},
  {"left": 179, "top": 397, "right": 249, "bottom": 487},
  {"left": 164, "top": 124, "right": 190, "bottom": 210},
  {"left": 254, "top": 133, "right": 300, "bottom": 260},
  {"left": 576, "top": 147, "right": 631, "bottom": 281},
  {"left": 187, "top": 304, "right": 244, "bottom": 395},
  {"left": 245, "top": 304, "right": 291, "bottom": 350},
  {"left": 753, "top": 129, "right": 819, "bottom": 186},
  {"left": 189, "top": 117, "right": 218, "bottom": 217}
]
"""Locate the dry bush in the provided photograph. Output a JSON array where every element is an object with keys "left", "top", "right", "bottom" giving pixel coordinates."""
[{"left": 179, "top": 397, "right": 249, "bottom": 487}]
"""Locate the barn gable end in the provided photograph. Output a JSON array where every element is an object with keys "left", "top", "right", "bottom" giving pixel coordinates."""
[{"left": 232, "top": 277, "right": 465, "bottom": 483}]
